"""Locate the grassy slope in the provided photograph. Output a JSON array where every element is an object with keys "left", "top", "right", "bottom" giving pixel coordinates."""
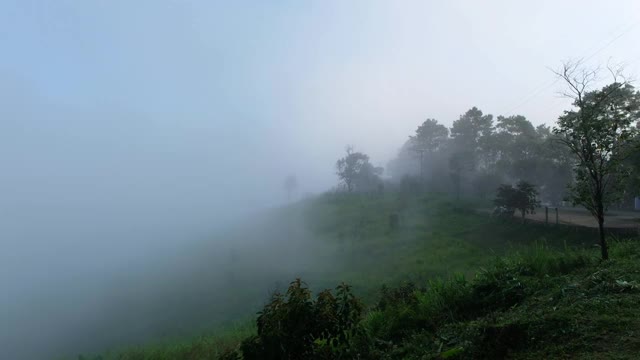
[
  {"left": 83, "top": 192, "right": 637, "bottom": 359},
  {"left": 300, "top": 192, "right": 594, "bottom": 299},
  {"left": 498, "top": 241, "right": 640, "bottom": 359},
  {"left": 361, "top": 240, "right": 640, "bottom": 359}
]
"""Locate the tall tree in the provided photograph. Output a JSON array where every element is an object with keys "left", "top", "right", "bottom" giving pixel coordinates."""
[
  {"left": 387, "top": 139, "right": 420, "bottom": 180},
  {"left": 450, "top": 107, "right": 494, "bottom": 175},
  {"left": 450, "top": 107, "right": 494, "bottom": 152},
  {"left": 336, "top": 146, "right": 372, "bottom": 192},
  {"left": 353, "top": 162, "right": 384, "bottom": 192},
  {"left": 621, "top": 136, "right": 640, "bottom": 207},
  {"left": 491, "top": 115, "right": 539, "bottom": 180},
  {"left": 494, "top": 115, "right": 537, "bottom": 162},
  {"left": 449, "top": 151, "right": 474, "bottom": 200},
  {"left": 537, "top": 127, "right": 575, "bottom": 205},
  {"left": 553, "top": 62, "right": 640, "bottom": 260},
  {"left": 409, "top": 119, "right": 449, "bottom": 179}
]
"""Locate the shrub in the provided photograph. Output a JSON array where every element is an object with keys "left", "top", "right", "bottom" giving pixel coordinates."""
[
  {"left": 241, "top": 279, "right": 365, "bottom": 360},
  {"left": 368, "top": 278, "right": 474, "bottom": 342},
  {"left": 376, "top": 282, "right": 418, "bottom": 311}
]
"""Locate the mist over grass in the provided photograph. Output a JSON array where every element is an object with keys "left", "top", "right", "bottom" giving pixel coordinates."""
[
  {"left": 2, "top": 1, "right": 640, "bottom": 359},
  {"left": 0, "top": 77, "right": 331, "bottom": 359},
  {"left": 2, "top": 170, "right": 598, "bottom": 360},
  {"left": 1, "top": 198, "right": 328, "bottom": 359},
  {"left": 73, "top": 191, "right": 611, "bottom": 359}
]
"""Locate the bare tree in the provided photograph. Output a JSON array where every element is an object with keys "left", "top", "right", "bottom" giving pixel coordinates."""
[{"left": 553, "top": 61, "right": 640, "bottom": 260}]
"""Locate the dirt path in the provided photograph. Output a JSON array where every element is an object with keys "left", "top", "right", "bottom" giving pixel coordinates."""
[{"left": 480, "top": 207, "right": 640, "bottom": 229}]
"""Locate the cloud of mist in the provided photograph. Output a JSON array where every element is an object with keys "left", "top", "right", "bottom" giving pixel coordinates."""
[{"left": 1, "top": 0, "right": 640, "bottom": 358}]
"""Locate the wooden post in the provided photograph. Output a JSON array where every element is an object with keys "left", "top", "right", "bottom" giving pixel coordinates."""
[
  {"left": 555, "top": 207, "right": 559, "bottom": 225},
  {"left": 545, "top": 206, "right": 549, "bottom": 225}
]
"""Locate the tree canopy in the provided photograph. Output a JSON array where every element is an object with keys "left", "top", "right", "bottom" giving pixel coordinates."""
[
  {"left": 494, "top": 181, "right": 541, "bottom": 223},
  {"left": 336, "top": 147, "right": 382, "bottom": 192},
  {"left": 386, "top": 107, "right": 573, "bottom": 203},
  {"left": 553, "top": 63, "right": 640, "bottom": 259},
  {"left": 342, "top": 62, "right": 640, "bottom": 261}
]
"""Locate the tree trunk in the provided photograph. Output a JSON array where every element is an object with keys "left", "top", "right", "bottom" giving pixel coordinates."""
[
  {"left": 521, "top": 209, "right": 525, "bottom": 224},
  {"left": 597, "top": 214, "right": 608, "bottom": 260},
  {"left": 419, "top": 152, "right": 424, "bottom": 180}
]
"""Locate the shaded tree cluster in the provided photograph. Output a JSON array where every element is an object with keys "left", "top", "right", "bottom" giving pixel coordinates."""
[
  {"left": 388, "top": 107, "right": 574, "bottom": 204},
  {"left": 386, "top": 61, "right": 640, "bottom": 261},
  {"left": 493, "top": 181, "right": 541, "bottom": 223},
  {"left": 336, "top": 146, "right": 384, "bottom": 193}
]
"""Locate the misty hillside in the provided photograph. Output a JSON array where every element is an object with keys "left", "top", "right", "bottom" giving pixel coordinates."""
[
  {"left": 4, "top": 2, "right": 640, "bottom": 360},
  {"left": 73, "top": 191, "right": 639, "bottom": 359}
]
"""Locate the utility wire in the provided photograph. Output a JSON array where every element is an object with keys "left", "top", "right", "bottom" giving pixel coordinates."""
[{"left": 501, "top": 20, "right": 640, "bottom": 116}]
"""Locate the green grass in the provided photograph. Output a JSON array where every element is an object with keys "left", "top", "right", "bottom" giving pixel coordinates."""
[
  {"left": 228, "top": 239, "right": 640, "bottom": 359},
  {"left": 300, "top": 192, "right": 594, "bottom": 298},
  {"left": 80, "top": 320, "right": 255, "bottom": 360},
  {"left": 81, "top": 191, "right": 636, "bottom": 359}
]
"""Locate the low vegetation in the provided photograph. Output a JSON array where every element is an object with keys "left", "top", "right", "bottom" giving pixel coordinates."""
[
  {"left": 90, "top": 237, "right": 640, "bottom": 359},
  {"left": 79, "top": 191, "right": 640, "bottom": 359},
  {"left": 230, "top": 239, "right": 640, "bottom": 359}
]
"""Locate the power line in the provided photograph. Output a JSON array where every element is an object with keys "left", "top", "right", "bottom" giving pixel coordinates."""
[
  {"left": 501, "top": 20, "right": 640, "bottom": 117},
  {"left": 582, "top": 21, "right": 640, "bottom": 64},
  {"left": 502, "top": 78, "right": 559, "bottom": 116}
]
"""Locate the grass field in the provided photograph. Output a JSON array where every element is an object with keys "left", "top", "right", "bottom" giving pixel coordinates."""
[{"left": 78, "top": 191, "right": 636, "bottom": 359}]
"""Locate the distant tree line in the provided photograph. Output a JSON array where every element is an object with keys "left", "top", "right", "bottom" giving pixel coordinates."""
[
  {"left": 386, "top": 107, "right": 575, "bottom": 205},
  {"left": 383, "top": 61, "right": 640, "bottom": 260},
  {"left": 331, "top": 61, "right": 640, "bottom": 260}
]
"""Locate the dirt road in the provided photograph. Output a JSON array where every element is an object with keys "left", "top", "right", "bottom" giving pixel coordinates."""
[{"left": 482, "top": 207, "right": 640, "bottom": 229}]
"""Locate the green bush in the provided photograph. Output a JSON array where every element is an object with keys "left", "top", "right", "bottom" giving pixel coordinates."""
[
  {"left": 144, "top": 241, "right": 637, "bottom": 359},
  {"left": 241, "top": 279, "right": 365, "bottom": 360},
  {"left": 376, "top": 282, "right": 419, "bottom": 311},
  {"left": 365, "top": 277, "right": 473, "bottom": 342}
]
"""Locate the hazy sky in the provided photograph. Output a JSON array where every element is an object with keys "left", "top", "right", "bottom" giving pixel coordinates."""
[
  {"left": 2, "top": 0, "right": 640, "bottom": 284},
  {"left": 2, "top": 1, "right": 640, "bottom": 197},
  {"left": 1, "top": 1, "right": 640, "bottom": 358},
  {"left": 1, "top": 1, "right": 640, "bottom": 259}
]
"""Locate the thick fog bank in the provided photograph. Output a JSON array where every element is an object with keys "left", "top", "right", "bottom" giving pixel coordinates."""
[
  {"left": 0, "top": 84, "right": 331, "bottom": 359},
  {"left": 1, "top": 197, "right": 328, "bottom": 359}
]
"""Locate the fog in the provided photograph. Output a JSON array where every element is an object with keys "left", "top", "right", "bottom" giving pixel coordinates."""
[{"left": 1, "top": 1, "right": 640, "bottom": 359}]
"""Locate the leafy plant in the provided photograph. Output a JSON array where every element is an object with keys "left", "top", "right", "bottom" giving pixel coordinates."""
[
  {"left": 494, "top": 181, "right": 540, "bottom": 223},
  {"left": 241, "top": 279, "right": 365, "bottom": 360}
]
